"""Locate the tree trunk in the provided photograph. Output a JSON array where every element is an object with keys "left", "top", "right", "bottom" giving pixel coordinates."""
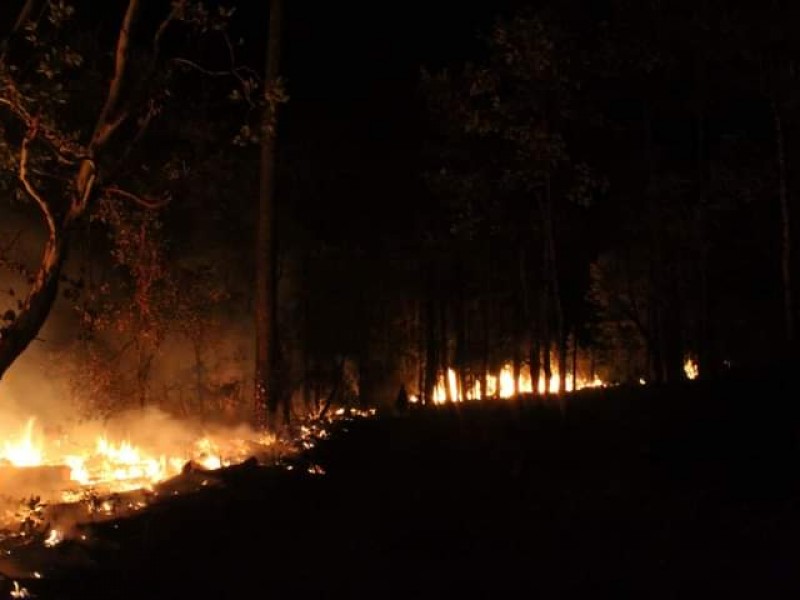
[
  {"left": 694, "top": 83, "right": 713, "bottom": 380},
  {"left": 773, "top": 99, "right": 794, "bottom": 357},
  {"left": 642, "top": 100, "right": 664, "bottom": 384},
  {"left": 440, "top": 287, "right": 452, "bottom": 403},
  {"left": 518, "top": 240, "right": 538, "bottom": 397},
  {"left": 416, "top": 298, "right": 425, "bottom": 402},
  {"left": 424, "top": 273, "right": 438, "bottom": 405},
  {"left": 454, "top": 260, "right": 467, "bottom": 402},
  {"left": 481, "top": 240, "right": 492, "bottom": 399},
  {"left": 541, "top": 285, "right": 551, "bottom": 396},
  {"left": 571, "top": 329, "right": 578, "bottom": 391},
  {"left": 538, "top": 176, "right": 564, "bottom": 396},
  {"left": 481, "top": 293, "right": 490, "bottom": 399},
  {"left": 0, "top": 231, "right": 67, "bottom": 378},
  {"left": 542, "top": 175, "right": 565, "bottom": 395},
  {"left": 254, "top": 0, "right": 283, "bottom": 429},
  {"left": 530, "top": 330, "right": 541, "bottom": 396}
]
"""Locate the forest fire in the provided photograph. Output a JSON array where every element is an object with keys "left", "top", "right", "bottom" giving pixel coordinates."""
[
  {"left": 430, "top": 363, "right": 605, "bottom": 404},
  {"left": 0, "top": 416, "right": 276, "bottom": 501}
]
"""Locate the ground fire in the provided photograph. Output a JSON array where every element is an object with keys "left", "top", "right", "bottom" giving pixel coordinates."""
[
  {"left": 0, "top": 413, "right": 281, "bottom": 526},
  {"left": 425, "top": 363, "right": 606, "bottom": 405}
]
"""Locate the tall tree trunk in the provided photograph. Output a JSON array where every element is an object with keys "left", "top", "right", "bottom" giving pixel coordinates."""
[
  {"left": 481, "top": 240, "right": 492, "bottom": 399},
  {"left": 454, "top": 260, "right": 467, "bottom": 401},
  {"left": 512, "top": 241, "right": 526, "bottom": 397},
  {"left": 543, "top": 175, "right": 565, "bottom": 395},
  {"left": 416, "top": 298, "right": 425, "bottom": 403},
  {"left": 694, "top": 77, "right": 713, "bottom": 380},
  {"left": 571, "top": 328, "right": 578, "bottom": 391},
  {"left": 530, "top": 328, "right": 542, "bottom": 395},
  {"left": 772, "top": 99, "right": 794, "bottom": 357},
  {"left": 541, "top": 284, "right": 551, "bottom": 396},
  {"left": 538, "top": 177, "right": 563, "bottom": 396},
  {"left": 518, "top": 241, "right": 537, "bottom": 397},
  {"left": 481, "top": 293, "right": 490, "bottom": 399},
  {"left": 557, "top": 335, "right": 567, "bottom": 396},
  {"left": 254, "top": 0, "right": 284, "bottom": 429},
  {"left": 301, "top": 255, "right": 312, "bottom": 414},
  {"left": 642, "top": 100, "right": 664, "bottom": 384},
  {"left": 424, "top": 273, "right": 438, "bottom": 405},
  {"left": 440, "top": 293, "right": 452, "bottom": 403}
]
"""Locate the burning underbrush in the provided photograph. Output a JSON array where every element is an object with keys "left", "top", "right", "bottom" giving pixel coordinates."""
[
  {"left": 0, "top": 409, "right": 279, "bottom": 506},
  {"left": 0, "top": 405, "right": 373, "bottom": 582}
]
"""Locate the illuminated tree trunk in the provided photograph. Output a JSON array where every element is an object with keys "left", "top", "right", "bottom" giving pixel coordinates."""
[
  {"left": 519, "top": 240, "right": 543, "bottom": 397},
  {"left": 454, "top": 261, "right": 467, "bottom": 402},
  {"left": 481, "top": 292, "right": 491, "bottom": 399},
  {"left": 571, "top": 328, "right": 578, "bottom": 391},
  {"left": 540, "top": 284, "right": 552, "bottom": 396},
  {"left": 529, "top": 325, "right": 542, "bottom": 396},
  {"left": 414, "top": 298, "right": 425, "bottom": 403},
  {"left": 538, "top": 174, "right": 564, "bottom": 396},
  {"left": 0, "top": 231, "right": 68, "bottom": 378},
  {"left": 440, "top": 294, "right": 452, "bottom": 403},
  {"left": 424, "top": 271, "right": 438, "bottom": 405},
  {"left": 543, "top": 175, "right": 566, "bottom": 396},
  {"left": 481, "top": 241, "right": 492, "bottom": 399},
  {"left": 512, "top": 241, "right": 524, "bottom": 397},
  {"left": 254, "top": 0, "right": 284, "bottom": 429}
]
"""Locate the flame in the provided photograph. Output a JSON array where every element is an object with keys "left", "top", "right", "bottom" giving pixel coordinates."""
[
  {"left": 431, "top": 363, "right": 605, "bottom": 404},
  {"left": 684, "top": 358, "right": 699, "bottom": 380},
  {"left": 44, "top": 529, "right": 62, "bottom": 548},
  {"left": 2, "top": 418, "right": 44, "bottom": 467},
  {"left": 0, "top": 418, "right": 272, "bottom": 497}
]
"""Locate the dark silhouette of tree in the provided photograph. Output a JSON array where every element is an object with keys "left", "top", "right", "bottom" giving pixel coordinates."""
[{"left": 254, "top": 0, "right": 287, "bottom": 430}]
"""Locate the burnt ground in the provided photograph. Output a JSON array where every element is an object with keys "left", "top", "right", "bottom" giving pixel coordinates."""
[{"left": 3, "top": 370, "right": 800, "bottom": 599}]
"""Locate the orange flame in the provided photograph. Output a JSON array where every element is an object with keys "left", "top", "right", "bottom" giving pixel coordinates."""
[
  {"left": 0, "top": 418, "right": 274, "bottom": 496},
  {"left": 431, "top": 363, "right": 605, "bottom": 404}
]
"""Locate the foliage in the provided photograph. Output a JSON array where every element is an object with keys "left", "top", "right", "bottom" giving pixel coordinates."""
[{"left": 0, "top": 1, "right": 264, "bottom": 393}]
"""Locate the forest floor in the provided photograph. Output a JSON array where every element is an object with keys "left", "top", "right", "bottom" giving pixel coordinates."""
[{"left": 1, "top": 369, "right": 799, "bottom": 599}]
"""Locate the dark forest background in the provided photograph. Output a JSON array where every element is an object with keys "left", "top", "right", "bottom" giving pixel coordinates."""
[{"left": 1, "top": 0, "right": 797, "bottom": 424}]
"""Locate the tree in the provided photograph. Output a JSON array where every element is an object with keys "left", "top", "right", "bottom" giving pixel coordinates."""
[
  {"left": 422, "top": 8, "right": 604, "bottom": 397},
  {"left": 0, "top": 1, "right": 257, "bottom": 386},
  {"left": 254, "top": 0, "right": 287, "bottom": 430}
]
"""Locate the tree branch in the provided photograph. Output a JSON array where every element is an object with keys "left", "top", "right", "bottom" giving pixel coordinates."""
[
  {"left": 0, "top": 92, "right": 88, "bottom": 163},
  {"left": 19, "top": 121, "right": 57, "bottom": 240},
  {"left": 153, "top": 0, "right": 186, "bottom": 59},
  {"left": 103, "top": 186, "right": 170, "bottom": 210},
  {"left": 90, "top": 0, "right": 140, "bottom": 150}
]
